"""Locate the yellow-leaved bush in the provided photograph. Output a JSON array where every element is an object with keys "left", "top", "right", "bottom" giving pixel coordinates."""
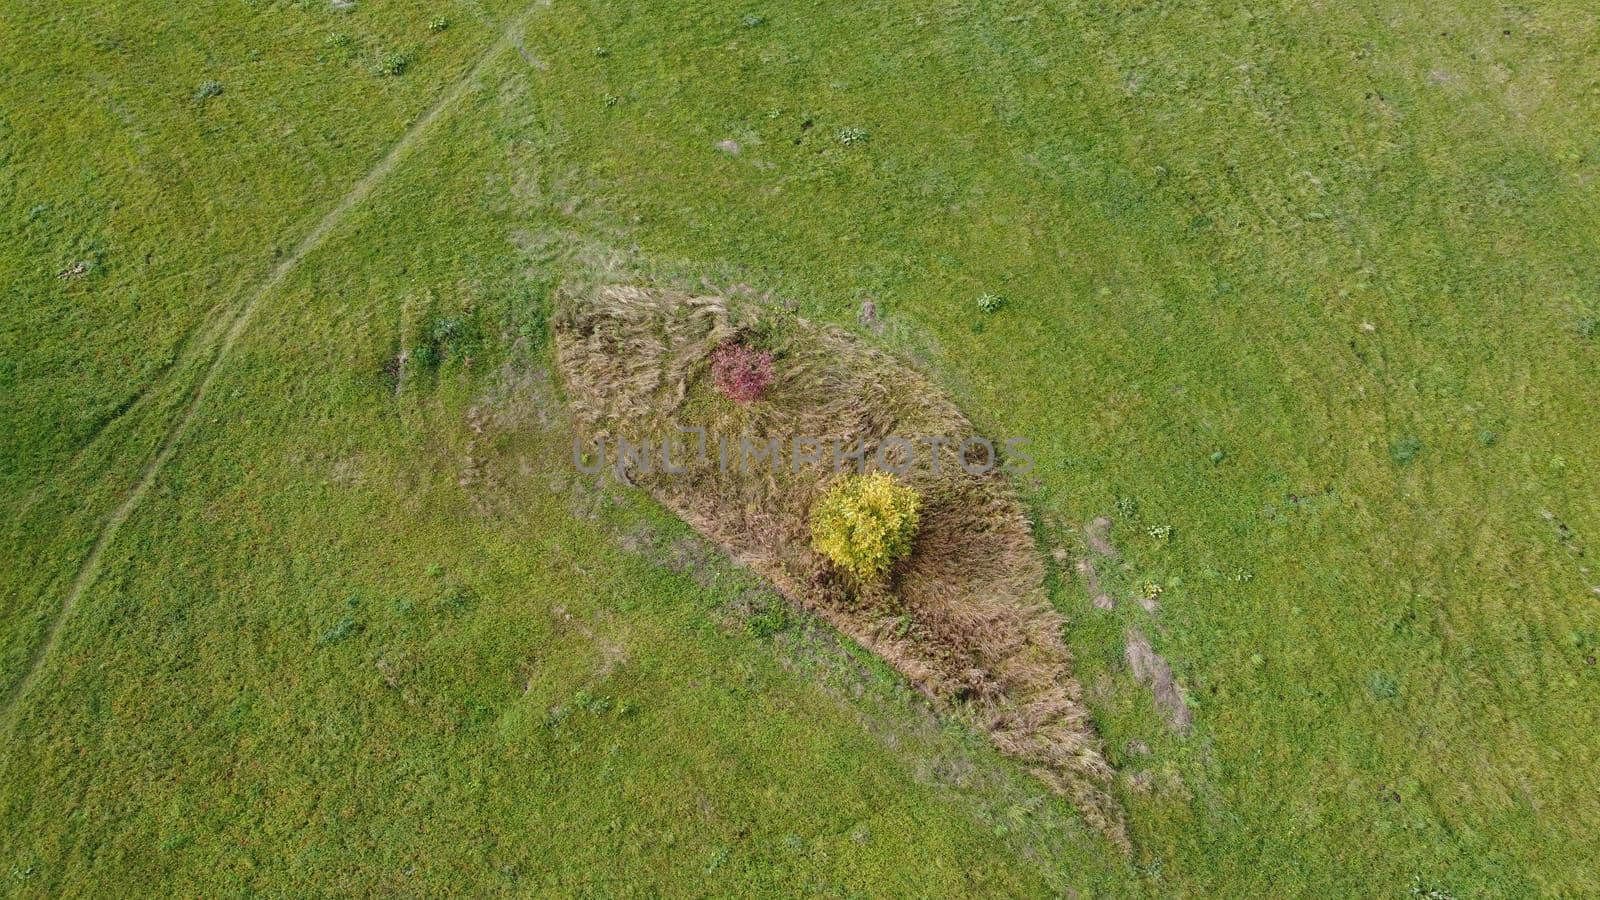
[{"left": 810, "top": 472, "right": 921, "bottom": 580}]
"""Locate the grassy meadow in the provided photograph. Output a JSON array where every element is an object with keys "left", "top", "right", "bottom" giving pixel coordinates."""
[{"left": 3, "top": 0, "right": 1597, "bottom": 895}]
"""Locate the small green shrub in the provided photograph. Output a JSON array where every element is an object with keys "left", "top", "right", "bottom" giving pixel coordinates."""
[
  {"left": 976, "top": 292, "right": 1005, "bottom": 314},
  {"left": 409, "top": 342, "right": 439, "bottom": 369},
  {"left": 575, "top": 691, "right": 611, "bottom": 714},
  {"left": 515, "top": 303, "right": 549, "bottom": 346},
  {"left": 318, "top": 618, "right": 361, "bottom": 645},
  {"left": 836, "top": 126, "right": 869, "bottom": 145},
  {"left": 192, "top": 80, "right": 224, "bottom": 102},
  {"left": 407, "top": 312, "right": 479, "bottom": 372},
  {"left": 431, "top": 315, "right": 463, "bottom": 345},
  {"left": 324, "top": 32, "right": 358, "bottom": 62},
  {"left": 427, "top": 16, "right": 450, "bottom": 32},
  {"left": 1390, "top": 435, "right": 1423, "bottom": 466},
  {"left": 542, "top": 705, "right": 571, "bottom": 728},
  {"left": 1366, "top": 671, "right": 1399, "bottom": 700},
  {"left": 746, "top": 600, "right": 791, "bottom": 638},
  {"left": 810, "top": 472, "right": 921, "bottom": 580},
  {"left": 434, "top": 583, "right": 474, "bottom": 614},
  {"left": 377, "top": 51, "right": 410, "bottom": 77}
]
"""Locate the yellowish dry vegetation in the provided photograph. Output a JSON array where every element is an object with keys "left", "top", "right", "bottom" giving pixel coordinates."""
[{"left": 809, "top": 472, "right": 921, "bottom": 581}]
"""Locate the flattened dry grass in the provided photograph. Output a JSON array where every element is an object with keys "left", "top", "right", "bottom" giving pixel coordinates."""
[{"left": 555, "top": 285, "right": 1127, "bottom": 846}]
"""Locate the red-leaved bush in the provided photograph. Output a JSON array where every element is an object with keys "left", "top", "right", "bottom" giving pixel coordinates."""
[{"left": 710, "top": 341, "right": 775, "bottom": 403}]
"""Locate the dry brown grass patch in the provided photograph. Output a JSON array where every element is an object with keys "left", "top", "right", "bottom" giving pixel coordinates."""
[{"left": 553, "top": 284, "right": 1128, "bottom": 848}]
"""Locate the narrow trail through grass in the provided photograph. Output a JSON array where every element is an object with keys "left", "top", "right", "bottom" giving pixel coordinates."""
[{"left": 0, "top": 2, "right": 549, "bottom": 725}]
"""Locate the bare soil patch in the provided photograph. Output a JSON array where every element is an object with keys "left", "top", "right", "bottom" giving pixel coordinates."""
[
  {"left": 857, "top": 297, "right": 883, "bottom": 332},
  {"left": 1076, "top": 557, "right": 1115, "bottom": 610},
  {"left": 1085, "top": 516, "right": 1120, "bottom": 559},
  {"left": 1124, "top": 628, "right": 1191, "bottom": 733}
]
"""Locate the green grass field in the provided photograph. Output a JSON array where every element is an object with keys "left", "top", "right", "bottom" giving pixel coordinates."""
[{"left": 3, "top": 0, "right": 1597, "bottom": 895}]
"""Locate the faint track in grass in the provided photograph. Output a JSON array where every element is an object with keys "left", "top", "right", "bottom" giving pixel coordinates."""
[{"left": 0, "top": 5, "right": 548, "bottom": 722}]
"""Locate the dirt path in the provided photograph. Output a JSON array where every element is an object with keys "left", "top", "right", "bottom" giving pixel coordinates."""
[{"left": 1, "top": 5, "right": 549, "bottom": 723}]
